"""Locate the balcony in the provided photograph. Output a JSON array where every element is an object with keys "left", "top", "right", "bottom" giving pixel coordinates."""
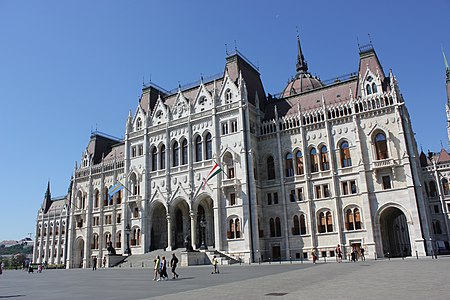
[
  {"left": 222, "top": 177, "right": 240, "bottom": 188},
  {"left": 373, "top": 158, "right": 395, "bottom": 170}
]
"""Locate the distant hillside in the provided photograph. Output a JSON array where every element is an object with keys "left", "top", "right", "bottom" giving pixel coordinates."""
[{"left": 0, "top": 244, "right": 33, "bottom": 255}]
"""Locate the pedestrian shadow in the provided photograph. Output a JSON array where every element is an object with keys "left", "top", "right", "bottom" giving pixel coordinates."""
[{"left": 0, "top": 295, "right": 26, "bottom": 298}]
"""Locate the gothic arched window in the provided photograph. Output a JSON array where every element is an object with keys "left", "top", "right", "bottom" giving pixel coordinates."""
[{"left": 374, "top": 133, "right": 389, "bottom": 160}]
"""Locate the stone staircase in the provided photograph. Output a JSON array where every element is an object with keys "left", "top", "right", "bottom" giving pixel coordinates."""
[
  {"left": 114, "top": 249, "right": 184, "bottom": 269},
  {"left": 202, "top": 249, "right": 240, "bottom": 265},
  {"left": 113, "top": 248, "right": 239, "bottom": 268}
]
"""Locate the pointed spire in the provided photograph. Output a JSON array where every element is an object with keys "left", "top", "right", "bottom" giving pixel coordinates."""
[
  {"left": 42, "top": 181, "right": 52, "bottom": 213},
  {"left": 443, "top": 47, "right": 450, "bottom": 82},
  {"left": 296, "top": 33, "right": 308, "bottom": 73}
]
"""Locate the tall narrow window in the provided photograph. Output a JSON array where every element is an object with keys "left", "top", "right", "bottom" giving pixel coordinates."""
[
  {"left": 136, "top": 118, "right": 142, "bottom": 130},
  {"left": 318, "top": 212, "right": 326, "bottom": 233},
  {"left": 230, "top": 193, "right": 236, "bottom": 206},
  {"left": 151, "top": 147, "right": 157, "bottom": 171},
  {"left": 382, "top": 175, "right": 392, "bottom": 190},
  {"left": 442, "top": 178, "right": 449, "bottom": 195},
  {"left": 160, "top": 145, "right": 166, "bottom": 169},
  {"left": 346, "top": 209, "right": 354, "bottom": 230},
  {"left": 181, "top": 139, "right": 188, "bottom": 165},
  {"left": 354, "top": 208, "right": 361, "bottom": 229},
  {"left": 372, "top": 83, "right": 377, "bottom": 93},
  {"left": 205, "top": 132, "right": 212, "bottom": 160},
  {"left": 229, "top": 219, "right": 235, "bottom": 239},
  {"left": 267, "top": 156, "right": 275, "bottom": 180},
  {"left": 275, "top": 217, "right": 281, "bottom": 237},
  {"left": 172, "top": 141, "right": 179, "bottom": 167},
  {"left": 320, "top": 145, "right": 330, "bottom": 171},
  {"left": 235, "top": 219, "right": 241, "bottom": 238},
  {"left": 326, "top": 212, "right": 333, "bottom": 232},
  {"left": 340, "top": 141, "right": 352, "bottom": 167},
  {"left": 429, "top": 181, "right": 437, "bottom": 197},
  {"left": 296, "top": 150, "right": 304, "bottom": 175},
  {"left": 366, "top": 84, "right": 372, "bottom": 95},
  {"left": 292, "top": 215, "right": 300, "bottom": 235},
  {"left": 195, "top": 136, "right": 202, "bottom": 162},
  {"left": 375, "top": 133, "right": 389, "bottom": 160},
  {"left": 310, "top": 148, "right": 319, "bottom": 173},
  {"left": 270, "top": 218, "right": 275, "bottom": 237},
  {"left": 300, "top": 214, "right": 307, "bottom": 235},
  {"left": 285, "top": 153, "right": 294, "bottom": 177}
]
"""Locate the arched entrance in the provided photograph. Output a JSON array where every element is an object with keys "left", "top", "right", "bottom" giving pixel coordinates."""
[
  {"left": 150, "top": 202, "right": 167, "bottom": 251},
  {"left": 172, "top": 200, "right": 190, "bottom": 249},
  {"left": 74, "top": 238, "right": 84, "bottom": 268},
  {"left": 380, "top": 207, "right": 411, "bottom": 257},
  {"left": 196, "top": 197, "right": 215, "bottom": 249}
]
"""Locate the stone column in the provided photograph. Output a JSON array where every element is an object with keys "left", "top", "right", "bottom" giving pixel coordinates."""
[
  {"left": 190, "top": 211, "right": 197, "bottom": 250},
  {"left": 166, "top": 214, "right": 172, "bottom": 251}
]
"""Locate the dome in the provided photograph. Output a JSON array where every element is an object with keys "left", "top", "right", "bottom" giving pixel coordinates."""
[{"left": 282, "top": 72, "right": 323, "bottom": 97}]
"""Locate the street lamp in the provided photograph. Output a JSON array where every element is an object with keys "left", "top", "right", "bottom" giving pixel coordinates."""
[
  {"left": 199, "top": 218, "right": 207, "bottom": 250},
  {"left": 125, "top": 224, "right": 131, "bottom": 255}
]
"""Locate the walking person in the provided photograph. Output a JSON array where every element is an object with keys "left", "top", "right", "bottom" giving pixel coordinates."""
[
  {"left": 92, "top": 256, "right": 97, "bottom": 271},
  {"left": 153, "top": 255, "right": 160, "bottom": 281},
  {"left": 170, "top": 253, "right": 179, "bottom": 279},
  {"left": 103, "top": 256, "right": 106, "bottom": 268},
  {"left": 211, "top": 255, "right": 219, "bottom": 274},
  {"left": 311, "top": 250, "right": 318, "bottom": 264},
  {"left": 336, "top": 244, "right": 343, "bottom": 263},
  {"left": 159, "top": 256, "right": 168, "bottom": 280},
  {"left": 360, "top": 247, "right": 365, "bottom": 261}
]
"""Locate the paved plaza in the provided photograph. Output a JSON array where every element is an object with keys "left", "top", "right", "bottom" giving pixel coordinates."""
[{"left": 1, "top": 256, "right": 449, "bottom": 299}]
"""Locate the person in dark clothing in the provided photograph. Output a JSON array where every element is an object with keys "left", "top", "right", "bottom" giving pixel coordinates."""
[{"left": 170, "top": 253, "right": 179, "bottom": 279}]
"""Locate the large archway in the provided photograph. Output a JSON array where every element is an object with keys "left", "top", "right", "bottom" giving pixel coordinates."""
[
  {"left": 74, "top": 238, "right": 84, "bottom": 268},
  {"left": 196, "top": 196, "right": 215, "bottom": 249},
  {"left": 172, "top": 200, "right": 190, "bottom": 249},
  {"left": 380, "top": 207, "right": 411, "bottom": 257},
  {"left": 150, "top": 202, "right": 167, "bottom": 251}
]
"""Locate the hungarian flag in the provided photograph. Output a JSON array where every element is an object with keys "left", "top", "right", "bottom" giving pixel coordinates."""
[
  {"left": 201, "top": 162, "right": 222, "bottom": 190},
  {"left": 193, "top": 162, "right": 222, "bottom": 199}
]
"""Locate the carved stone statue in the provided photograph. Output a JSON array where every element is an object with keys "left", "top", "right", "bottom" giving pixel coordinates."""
[
  {"left": 107, "top": 242, "right": 116, "bottom": 255},
  {"left": 184, "top": 235, "right": 192, "bottom": 252}
]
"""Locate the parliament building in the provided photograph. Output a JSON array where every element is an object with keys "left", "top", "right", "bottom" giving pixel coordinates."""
[{"left": 33, "top": 37, "right": 450, "bottom": 268}]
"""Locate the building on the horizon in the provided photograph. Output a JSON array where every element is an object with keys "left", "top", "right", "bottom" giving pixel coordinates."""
[
  {"left": 34, "top": 37, "right": 449, "bottom": 268},
  {"left": 32, "top": 182, "right": 70, "bottom": 265}
]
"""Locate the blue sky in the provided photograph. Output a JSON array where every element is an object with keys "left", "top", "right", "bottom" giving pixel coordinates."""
[{"left": 0, "top": 0, "right": 449, "bottom": 241}]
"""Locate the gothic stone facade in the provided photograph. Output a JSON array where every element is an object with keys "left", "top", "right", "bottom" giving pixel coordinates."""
[{"left": 35, "top": 40, "right": 437, "bottom": 268}]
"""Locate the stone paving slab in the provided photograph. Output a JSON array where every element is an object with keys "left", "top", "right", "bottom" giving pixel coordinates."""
[{"left": 0, "top": 257, "right": 449, "bottom": 299}]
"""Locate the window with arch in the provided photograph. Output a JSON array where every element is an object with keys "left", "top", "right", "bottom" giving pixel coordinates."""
[
  {"left": 225, "top": 89, "right": 232, "bottom": 103},
  {"left": 374, "top": 133, "right": 389, "bottom": 160},
  {"left": 136, "top": 117, "right": 142, "bottom": 130},
  {"left": 103, "top": 187, "right": 108, "bottom": 206},
  {"left": 300, "top": 214, "right": 307, "bottom": 235},
  {"left": 296, "top": 150, "right": 304, "bottom": 175},
  {"left": 151, "top": 147, "right": 157, "bottom": 171},
  {"left": 181, "top": 139, "right": 188, "bottom": 165},
  {"left": 269, "top": 217, "right": 282, "bottom": 237},
  {"left": 433, "top": 220, "right": 442, "bottom": 234},
  {"left": 116, "top": 231, "right": 122, "bottom": 248},
  {"left": 429, "top": 181, "right": 438, "bottom": 197},
  {"left": 292, "top": 215, "right": 300, "bottom": 235},
  {"left": 223, "top": 152, "right": 235, "bottom": 179},
  {"left": 131, "top": 228, "right": 140, "bottom": 246},
  {"left": 172, "top": 141, "right": 179, "bottom": 167},
  {"left": 320, "top": 145, "right": 330, "bottom": 171},
  {"left": 267, "top": 156, "right": 275, "bottom": 180},
  {"left": 195, "top": 136, "right": 202, "bottom": 162},
  {"left": 130, "top": 173, "right": 139, "bottom": 195},
  {"left": 94, "top": 189, "right": 100, "bottom": 208},
  {"left": 345, "top": 207, "right": 362, "bottom": 230},
  {"left": 228, "top": 218, "right": 241, "bottom": 239},
  {"left": 92, "top": 234, "right": 99, "bottom": 249},
  {"left": 318, "top": 211, "right": 333, "bottom": 233},
  {"left": 372, "top": 83, "right": 377, "bottom": 93},
  {"left": 104, "top": 232, "right": 111, "bottom": 246},
  {"left": 366, "top": 84, "right": 372, "bottom": 95},
  {"left": 442, "top": 178, "right": 449, "bottom": 195},
  {"left": 285, "top": 152, "right": 294, "bottom": 177},
  {"left": 310, "top": 148, "right": 319, "bottom": 173},
  {"left": 160, "top": 144, "right": 166, "bottom": 169},
  {"left": 205, "top": 132, "right": 212, "bottom": 160},
  {"left": 340, "top": 141, "right": 352, "bottom": 167}
]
